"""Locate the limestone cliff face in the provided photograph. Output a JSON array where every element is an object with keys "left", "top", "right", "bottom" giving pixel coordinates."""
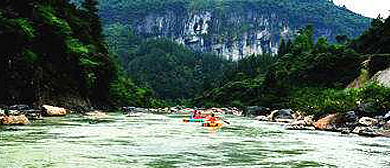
[
  {"left": 129, "top": 10, "right": 294, "bottom": 60},
  {"left": 97, "top": 0, "right": 371, "bottom": 60}
]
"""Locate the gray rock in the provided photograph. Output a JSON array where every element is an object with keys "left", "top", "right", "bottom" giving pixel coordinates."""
[
  {"left": 24, "top": 109, "right": 43, "bottom": 120},
  {"left": 244, "top": 106, "right": 270, "bottom": 117},
  {"left": 345, "top": 111, "right": 357, "bottom": 122},
  {"left": 269, "top": 109, "right": 293, "bottom": 121}
]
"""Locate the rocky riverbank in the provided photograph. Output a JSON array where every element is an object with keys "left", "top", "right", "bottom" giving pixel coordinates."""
[
  {"left": 0, "top": 105, "right": 243, "bottom": 125},
  {"left": 0, "top": 104, "right": 99, "bottom": 125},
  {"left": 2, "top": 104, "right": 390, "bottom": 138},
  {"left": 246, "top": 106, "right": 390, "bottom": 137}
]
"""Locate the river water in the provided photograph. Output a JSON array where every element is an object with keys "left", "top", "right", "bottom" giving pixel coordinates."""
[{"left": 0, "top": 113, "right": 389, "bottom": 168}]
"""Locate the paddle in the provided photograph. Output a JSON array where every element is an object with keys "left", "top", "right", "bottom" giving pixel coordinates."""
[
  {"left": 219, "top": 118, "right": 230, "bottom": 124},
  {"left": 222, "top": 119, "right": 230, "bottom": 124}
]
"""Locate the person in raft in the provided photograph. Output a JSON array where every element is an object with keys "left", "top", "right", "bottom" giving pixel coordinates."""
[
  {"left": 192, "top": 110, "right": 202, "bottom": 119},
  {"left": 206, "top": 113, "right": 218, "bottom": 123}
]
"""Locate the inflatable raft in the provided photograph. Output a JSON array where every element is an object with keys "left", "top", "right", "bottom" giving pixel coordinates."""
[{"left": 201, "top": 122, "right": 223, "bottom": 127}]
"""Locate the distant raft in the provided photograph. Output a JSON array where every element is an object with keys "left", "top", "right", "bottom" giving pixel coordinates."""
[{"left": 201, "top": 122, "right": 223, "bottom": 127}]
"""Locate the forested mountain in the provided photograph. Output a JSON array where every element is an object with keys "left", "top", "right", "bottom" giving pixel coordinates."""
[
  {"left": 123, "top": 39, "right": 230, "bottom": 99},
  {"left": 86, "top": 0, "right": 371, "bottom": 101},
  {"left": 0, "top": 0, "right": 151, "bottom": 107},
  {"left": 97, "top": 0, "right": 370, "bottom": 60}
]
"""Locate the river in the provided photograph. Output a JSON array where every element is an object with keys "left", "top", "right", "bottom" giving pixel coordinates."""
[{"left": 0, "top": 112, "right": 389, "bottom": 168}]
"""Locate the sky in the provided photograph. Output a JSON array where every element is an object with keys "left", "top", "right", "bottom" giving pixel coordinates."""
[{"left": 332, "top": 0, "right": 390, "bottom": 18}]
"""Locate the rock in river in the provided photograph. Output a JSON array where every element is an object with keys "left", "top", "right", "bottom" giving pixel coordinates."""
[
  {"left": 268, "top": 109, "right": 293, "bottom": 121},
  {"left": 0, "top": 115, "right": 30, "bottom": 125},
  {"left": 314, "top": 114, "right": 338, "bottom": 130},
  {"left": 42, "top": 105, "right": 67, "bottom": 116}
]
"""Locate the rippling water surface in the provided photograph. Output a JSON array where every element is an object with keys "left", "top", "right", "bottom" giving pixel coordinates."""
[{"left": 1, "top": 113, "right": 390, "bottom": 168}]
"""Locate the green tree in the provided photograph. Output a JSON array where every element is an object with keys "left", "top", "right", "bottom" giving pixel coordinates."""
[{"left": 82, "top": 0, "right": 103, "bottom": 44}]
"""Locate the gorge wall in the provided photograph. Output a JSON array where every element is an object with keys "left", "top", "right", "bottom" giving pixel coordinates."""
[{"left": 97, "top": 0, "right": 371, "bottom": 60}]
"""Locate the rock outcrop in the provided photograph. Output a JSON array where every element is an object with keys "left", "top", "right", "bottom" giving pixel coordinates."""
[
  {"left": 268, "top": 109, "right": 294, "bottom": 121},
  {"left": 244, "top": 106, "right": 270, "bottom": 117},
  {"left": 314, "top": 114, "right": 338, "bottom": 130},
  {"left": 42, "top": 105, "right": 67, "bottom": 116},
  {"left": 0, "top": 115, "right": 30, "bottom": 125}
]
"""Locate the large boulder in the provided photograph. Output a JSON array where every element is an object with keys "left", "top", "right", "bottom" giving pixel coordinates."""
[
  {"left": 0, "top": 115, "right": 30, "bottom": 125},
  {"left": 244, "top": 106, "right": 270, "bottom": 117},
  {"left": 268, "top": 109, "right": 293, "bottom": 121},
  {"left": 314, "top": 114, "right": 338, "bottom": 130},
  {"left": 42, "top": 105, "right": 67, "bottom": 116},
  {"left": 358, "top": 117, "right": 378, "bottom": 126}
]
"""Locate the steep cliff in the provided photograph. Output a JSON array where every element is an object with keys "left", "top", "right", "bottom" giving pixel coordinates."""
[{"left": 98, "top": 0, "right": 371, "bottom": 60}]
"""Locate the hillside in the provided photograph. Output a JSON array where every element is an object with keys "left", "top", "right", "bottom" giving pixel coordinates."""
[
  {"left": 98, "top": 0, "right": 371, "bottom": 60},
  {"left": 0, "top": 0, "right": 151, "bottom": 107}
]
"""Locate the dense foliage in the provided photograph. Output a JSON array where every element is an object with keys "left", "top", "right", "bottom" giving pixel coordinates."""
[
  {"left": 0, "top": 0, "right": 150, "bottom": 107},
  {"left": 352, "top": 16, "right": 390, "bottom": 54},
  {"left": 124, "top": 39, "right": 230, "bottom": 100},
  {"left": 194, "top": 53, "right": 277, "bottom": 107}
]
